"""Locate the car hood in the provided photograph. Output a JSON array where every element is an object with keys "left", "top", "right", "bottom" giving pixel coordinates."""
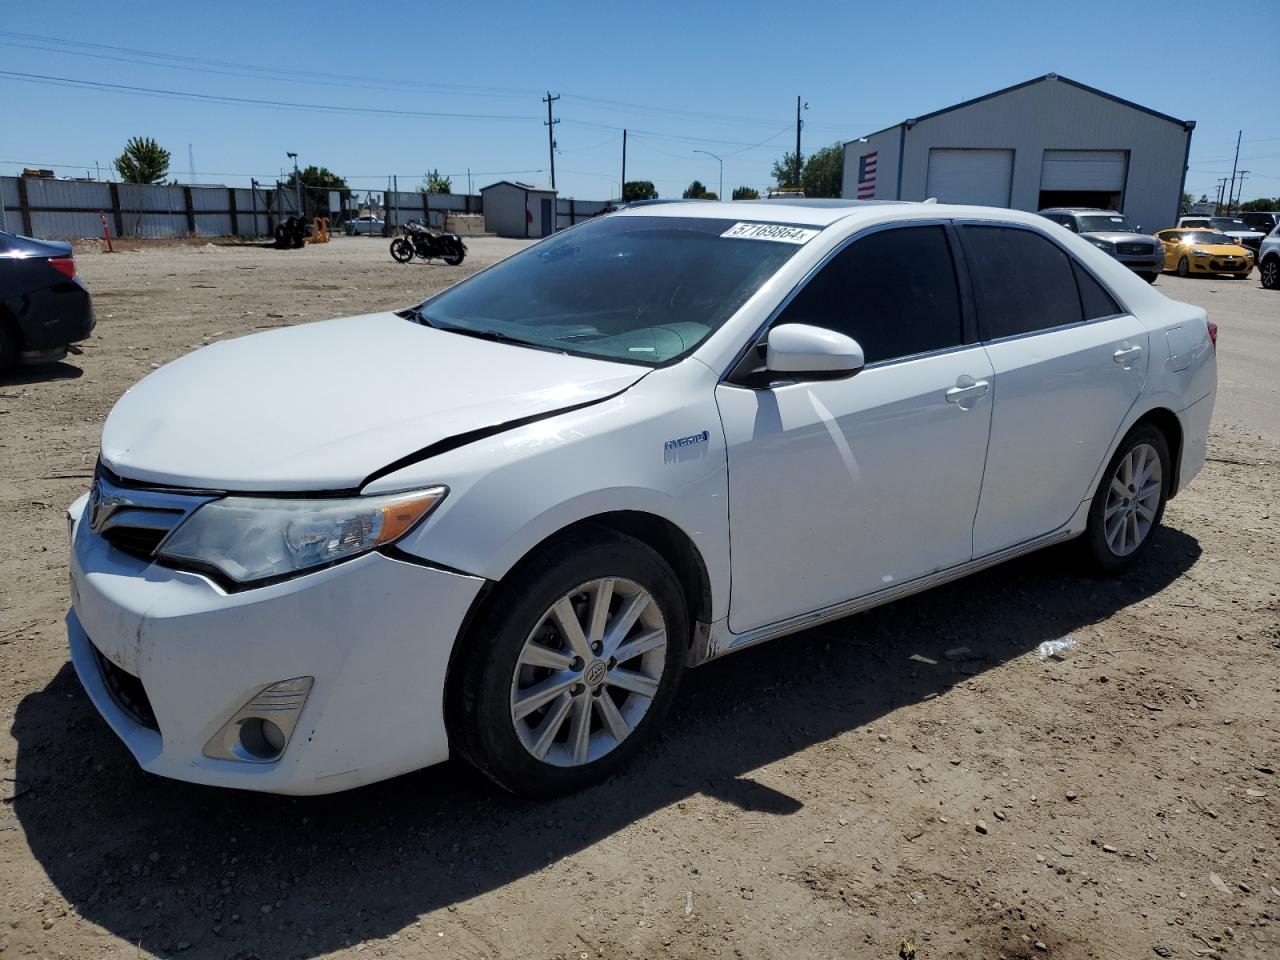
[
  {"left": 1084, "top": 231, "right": 1159, "bottom": 244},
  {"left": 100, "top": 312, "right": 648, "bottom": 491}
]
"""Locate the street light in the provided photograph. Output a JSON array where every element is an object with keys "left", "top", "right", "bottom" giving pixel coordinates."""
[
  {"left": 286, "top": 151, "right": 301, "bottom": 216},
  {"left": 694, "top": 149, "right": 723, "bottom": 201}
]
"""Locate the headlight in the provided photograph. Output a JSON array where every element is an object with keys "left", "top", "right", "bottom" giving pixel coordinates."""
[
  {"left": 1193, "top": 250, "right": 1211, "bottom": 257},
  {"left": 1089, "top": 239, "right": 1114, "bottom": 251},
  {"left": 158, "top": 487, "right": 447, "bottom": 585}
]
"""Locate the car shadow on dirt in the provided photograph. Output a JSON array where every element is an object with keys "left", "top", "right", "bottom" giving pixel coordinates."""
[
  {"left": 9, "top": 527, "right": 1200, "bottom": 958},
  {"left": 0, "top": 360, "right": 84, "bottom": 385}
]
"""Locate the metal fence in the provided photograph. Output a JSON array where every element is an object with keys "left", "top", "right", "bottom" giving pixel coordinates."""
[
  {"left": 0, "top": 176, "right": 303, "bottom": 240},
  {"left": 2, "top": 175, "right": 616, "bottom": 240}
]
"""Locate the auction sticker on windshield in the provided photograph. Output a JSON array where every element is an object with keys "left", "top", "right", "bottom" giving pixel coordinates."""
[{"left": 721, "top": 222, "right": 820, "bottom": 244}]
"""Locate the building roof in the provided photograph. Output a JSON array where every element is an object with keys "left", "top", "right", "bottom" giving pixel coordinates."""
[
  {"left": 479, "top": 180, "right": 556, "bottom": 194},
  {"left": 848, "top": 73, "right": 1194, "bottom": 146}
]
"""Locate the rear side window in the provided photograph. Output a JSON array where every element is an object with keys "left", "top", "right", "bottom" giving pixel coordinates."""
[
  {"left": 774, "top": 225, "right": 963, "bottom": 364},
  {"left": 960, "top": 226, "right": 1082, "bottom": 339},
  {"left": 1072, "top": 262, "right": 1123, "bottom": 320}
]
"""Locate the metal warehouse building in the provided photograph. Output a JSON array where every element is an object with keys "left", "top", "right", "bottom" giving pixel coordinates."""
[
  {"left": 842, "top": 74, "right": 1194, "bottom": 233},
  {"left": 480, "top": 180, "right": 557, "bottom": 239}
]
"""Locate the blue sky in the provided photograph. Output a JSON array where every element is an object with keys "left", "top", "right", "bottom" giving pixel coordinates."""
[{"left": 3, "top": 0, "right": 1277, "bottom": 205}]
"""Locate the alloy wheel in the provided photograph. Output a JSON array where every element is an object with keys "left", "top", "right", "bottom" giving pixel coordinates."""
[
  {"left": 510, "top": 577, "right": 667, "bottom": 767},
  {"left": 1103, "top": 442, "right": 1162, "bottom": 557},
  {"left": 1263, "top": 258, "right": 1278, "bottom": 289}
]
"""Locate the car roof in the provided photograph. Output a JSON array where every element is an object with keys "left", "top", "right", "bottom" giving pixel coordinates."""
[
  {"left": 1039, "top": 208, "right": 1123, "bottom": 216},
  {"left": 610, "top": 198, "right": 1073, "bottom": 228}
]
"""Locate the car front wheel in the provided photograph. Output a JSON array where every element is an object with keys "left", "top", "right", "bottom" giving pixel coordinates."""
[
  {"left": 1177, "top": 256, "right": 1190, "bottom": 277},
  {"left": 450, "top": 530, "right": 687, "bottom": 797},
  {"left": 1262, "top": 256, "right": 1279, "bottom": 290},
  {"left": 1139, "top": 272, "right": 1158, "bottom": 284},
  {"left": 1079, "top": 424, "right": 1170, "bottom": 574}
]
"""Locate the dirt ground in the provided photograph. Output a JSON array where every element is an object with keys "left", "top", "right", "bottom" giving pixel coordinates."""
[{"left": 1, "top": 235, "right": 1278, "bottom": 960}]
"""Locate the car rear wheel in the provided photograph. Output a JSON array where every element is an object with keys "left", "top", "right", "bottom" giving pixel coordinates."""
[
  {"left": 1177, "top": 257, "right": 1190, "bottom": 277},
  {"left": 450, "top": 530, "right": 687, "bottom": 797},
  {"left": 1262, "top": 256, "right": 1279, "bottom": 290},
  {"left": 1078, "top": 423, "right": 1170, "bottom": 575}
]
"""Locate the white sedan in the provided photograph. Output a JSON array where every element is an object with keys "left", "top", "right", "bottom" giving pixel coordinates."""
[
  {"left": 343, "top": 215, "right": 385, "bottom": 236},
  {"left": 67, "top": 200, "right": 1217, "bottom": 797}
]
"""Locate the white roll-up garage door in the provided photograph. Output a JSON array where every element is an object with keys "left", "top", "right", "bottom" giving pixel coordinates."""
[
  {"left": 925, "top": 149, "right": 1013, "bottom": 206},
  {"left": 1040, "top": 150, "right": 1127, "bottom": 191}
]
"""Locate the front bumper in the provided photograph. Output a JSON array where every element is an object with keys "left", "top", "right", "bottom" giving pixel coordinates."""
[
  {"left": 1188, "top": 256, "right": 1253, "bottom": 274},
  {"left": 1114, "top": 253, "right": 1164, "bottom": 274},
  {"left": 67, "top": 496, "right": 484, "bottom": 795}
]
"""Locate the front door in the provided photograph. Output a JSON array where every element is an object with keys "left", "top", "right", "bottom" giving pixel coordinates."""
[
  {"left": 957, "top": 223, "right": 1149, "bottom": 555},
  {"left": 541, "top": 198, "right": 553, "bottom": 237},
  {"left": 717, "top": 224, "right": 994, "bottom": 634}
]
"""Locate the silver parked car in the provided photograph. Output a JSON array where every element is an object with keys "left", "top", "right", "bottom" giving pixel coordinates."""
[
  {"left": 343, "top": 215, "right": 386, "bottom": 236},
  {"left": 1040, "top": 209, "right": 1164, "bottom": 283},
  {"left": 1257, "top": 224, "right": 1280, "bottom": 290}
]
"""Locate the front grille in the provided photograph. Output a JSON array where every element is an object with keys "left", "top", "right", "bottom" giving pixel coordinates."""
[
  {"left": 1117, "top": 242, "right": 1155, "bottom": 256},
  {"left": 91, "top": 641, "right": 159, "bottom": 730},
  {"left": 1210, "top": 258, "right": 1245, "bottom": 271},
  {"left": 100, "top": 525, "right": 169, "bottom": 559}
]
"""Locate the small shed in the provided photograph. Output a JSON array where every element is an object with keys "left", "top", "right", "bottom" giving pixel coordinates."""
[{"left": 480, "top": 181, "right": 557, "bottom": 239}]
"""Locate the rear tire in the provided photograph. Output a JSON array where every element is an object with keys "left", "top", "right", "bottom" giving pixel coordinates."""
[
  {"left": 450, "top": 530, "right": 687, "bottom": 797},
  {"left": 1078, "top": 423, "right": 1170, "bottom": 575},
  {"left": 1177, "top": 257, "right": 1190, "bottom": 277},
  {"left": 1139, "top": 272, "right": 1158, "bottom": 284}
]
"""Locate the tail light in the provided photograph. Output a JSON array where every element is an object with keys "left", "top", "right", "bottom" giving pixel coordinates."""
[
  {"left": 48, "top": 256, "right": 76, "bottom": 280},
  {"left": 1206, "top": 320, "right": 1218, "bottom": 349}
]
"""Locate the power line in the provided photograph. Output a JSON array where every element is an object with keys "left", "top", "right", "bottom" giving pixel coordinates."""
[{"left": 0, "top": 70, "right": 540, "bottom": 122}]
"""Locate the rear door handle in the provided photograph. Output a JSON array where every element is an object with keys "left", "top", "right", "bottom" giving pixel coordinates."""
[
  {"left": 945, "top": 378, "right": 990, "bottom": 404},
  {"left": 1113, "top": 345, "right": 1143, "bottom": 364}
]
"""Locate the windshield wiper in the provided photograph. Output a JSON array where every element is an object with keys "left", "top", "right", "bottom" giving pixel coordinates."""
[{"left": 411, "top": 310, "right": 568, "bottom": 355}]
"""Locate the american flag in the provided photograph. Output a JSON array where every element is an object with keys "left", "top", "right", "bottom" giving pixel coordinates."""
[{"left": 856, "top": 151, "right": 878, "bottom": 199}]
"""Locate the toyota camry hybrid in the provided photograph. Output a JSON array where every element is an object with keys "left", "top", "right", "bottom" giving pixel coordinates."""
[{"left": 66, "top": 199, "right": 1217, "bottom": 797}]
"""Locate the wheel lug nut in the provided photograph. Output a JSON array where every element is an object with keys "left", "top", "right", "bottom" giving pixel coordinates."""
[
  {"left": 570, "top": 657, "right": 584, "bottom": 671},
  {"left": 591, "top": 642, "right": 602, "bottom": 654},
  {"left": 571, "top": 683, "right": 585, "bottom": 696}
]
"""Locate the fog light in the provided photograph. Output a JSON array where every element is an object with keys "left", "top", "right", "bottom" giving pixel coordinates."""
[{"left": 203, "top": 676, "right": 314, "bottom": 763}]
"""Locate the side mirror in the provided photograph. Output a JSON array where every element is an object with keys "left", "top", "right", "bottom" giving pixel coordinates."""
[{"left": 765, "top": 324, "right": 865, "bottom": 379}]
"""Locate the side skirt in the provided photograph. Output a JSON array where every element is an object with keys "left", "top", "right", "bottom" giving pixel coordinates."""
[{"left": 690, "top": 517, "right": 1087, "bottom": 667}]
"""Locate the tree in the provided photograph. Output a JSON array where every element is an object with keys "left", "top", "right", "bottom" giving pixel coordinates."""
[
  {"left": 1239, "top": 197, "right": 1279, "bottom": 212},
  {"left": 771, "top": 151, "right": 801, "bottom": 189},
  {"left": 286, "top": 165, "right": 352, "bottom": 218},
  {"left": 683, "top": 179, "right": 709, "bottom": 199},
  {"left": 732, "top": 186, "right": 760, "bottom": 200},
  {"left": 622, "top": 180, "right": 658, "bottom": 202},
  {"left": 418, "top": 169, "right": 452, "bottom": 194},
  {"left": 113, "top": 137, "right": 170, "bottom": 184},
  {"left": 801, "top": 144, "right": 843, "bottom": 198}
]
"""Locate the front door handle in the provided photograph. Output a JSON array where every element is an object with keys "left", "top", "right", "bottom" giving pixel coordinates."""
[
  {"left": 945, "top": 377, "right": 990, "bottom": 404},
  {"left": 1113, "top": 344, "right": 1143, "bottom": 365}
]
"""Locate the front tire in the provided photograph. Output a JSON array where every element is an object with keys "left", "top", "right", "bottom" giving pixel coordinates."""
[
  {"left": 1139, "top": 271, "right": 1158, "bottom": 284},
  {"left": 1177, "top": 256, "right": 1190, "bottom": 277},
  {"left": 450, "top": 530, "right": 687, "bottom": 797},
  {"left": 390, "top": 238, "right": 414, "bottom": 263},
  {"left": 1078, "top": 424, "right": 1170, "bottom": 574},
  {"left": 1261, "top": 256, "right": 1279, "bottom": 289},
  {"left": 0, "top": 320, "right": 19, "bottom": 374}
]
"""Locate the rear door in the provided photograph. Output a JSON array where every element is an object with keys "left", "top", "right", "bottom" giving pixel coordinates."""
[{"left": 960, "top": 223, "right": 1148, "bottom": 556}]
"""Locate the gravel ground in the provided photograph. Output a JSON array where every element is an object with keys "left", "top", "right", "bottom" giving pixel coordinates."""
[{"left": 1, "top": 236, "right": 1277, "bottom": 960}]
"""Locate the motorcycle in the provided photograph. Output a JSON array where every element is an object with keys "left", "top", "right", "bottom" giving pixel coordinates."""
[{"left": 390, "top": 220, "right": 467, "bottom": 265}]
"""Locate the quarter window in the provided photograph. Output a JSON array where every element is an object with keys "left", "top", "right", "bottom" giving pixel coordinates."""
[
  {"left": 960, "top": 225, "right": 1082, "bottom": 339},
  {"left": 773, "top": 225, "right": 963, "bottom": 364},
  {"left": 1072, "top": 262, "right": 1122, "bottom": 320}
]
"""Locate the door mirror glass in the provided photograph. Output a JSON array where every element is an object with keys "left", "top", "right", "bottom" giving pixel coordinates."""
[{"left": 766, "top": 324, "right": 865, "bottom": 379}]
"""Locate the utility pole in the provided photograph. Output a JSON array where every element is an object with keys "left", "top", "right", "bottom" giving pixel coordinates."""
[
  {"left": 621, "top": 128, "right": 627, "bottom": 202},
  {"left": 188, "top": 143, "right": 196, "bottom": 185},
  {"left": 1215, "top": 178, "right": 1227, "bottom": 213},
  {"left": 794, "top": 96, "right": 807, "bottom": 189},
  {"left": 543, "top": 92, "right": 560, "bottom": 190},
  {"left": 1226, "top": 130, "right": 1241, "bottom": 216},
  {"left": 467, "top": 168, "right": 472, "bottom": 194},
  {"left": 1233, "top": 171, "right": 1250, "bottom": 213}
]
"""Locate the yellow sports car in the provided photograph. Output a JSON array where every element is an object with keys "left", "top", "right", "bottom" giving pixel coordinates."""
[{"left": 1156, "top": 228, "right": 1254, "bottom": 278}]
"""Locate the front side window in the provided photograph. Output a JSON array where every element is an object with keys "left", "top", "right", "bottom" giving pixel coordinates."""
[
  {"left": 772, "top": 225, "right": 964, "bottom": 365},
  {"left": 416, "top": 216, "right": 803, "bottom": 365},
  {"left": 961, "top": 225, "right": 1083, "bottom": 339}
]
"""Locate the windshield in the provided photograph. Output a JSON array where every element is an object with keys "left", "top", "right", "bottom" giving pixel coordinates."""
[
  {"left": 415, "top": 216, "right": 807, "bottom": 365},
  {"left": 1209, "top": 217, "right": 1250, "bottom": 231},
  {"left": 1166, "top": 232, "right": 1235, "bottom": 246},
  {"left": 1078, "top": 214, "right": 1139, "bottom": 233}
]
